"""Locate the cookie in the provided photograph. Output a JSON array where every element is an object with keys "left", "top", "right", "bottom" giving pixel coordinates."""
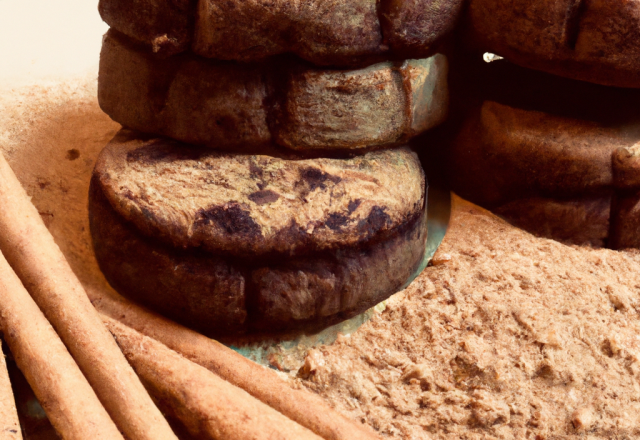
[
  {"left": 98, "top": 31, "right": 449, "bottom": 152},
  {"left": 98, "top": 0, "right": 463, "bottom": 65},
  {"left": 449, "top": 101, "right": 624, "bottom": 208},
  {"left": 94, "top": 130, "right": 426, "bottom": 257},
  {"left": 446, "top": 59, "right": 640, "bottom": 248},
  {"left": 465, "top": 0, "right": 640, "bottom": 87},
  {"left": 494, "top": 195, "right": 611, "bottom": 248},
  {"left": 89, "top": 130, "right": 428, "bottom": 336}
]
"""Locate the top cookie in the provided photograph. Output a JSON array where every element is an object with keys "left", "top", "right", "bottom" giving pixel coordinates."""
[
  {"left": 98, "top": 30, "right": 449, "bottom": 152},
  {"left": 465, "top": 0, "right": 640, "bottom": 88},
  {"left": 98, "top": 0, "right": 464, "bottom": 65}
]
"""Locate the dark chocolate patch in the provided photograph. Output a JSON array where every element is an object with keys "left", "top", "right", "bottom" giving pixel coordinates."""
[
  {"left": 299, "top": 167, "right": 342, "bottom": 191},
  {"left": 348, "top": 199, "right": 362, "bottom": 213},
  {"left": 248, "top": 190, "right": 280, "bottom": 205},
  {"left": 269, "top": 219, "right": 311, "bottom": 256},
  {"left": 249, "top": 160, "right": 264, "bottom": 179},
  {"left": 358, "top": 206, "right": 391, "bottom": 235},
  {"left": 66, "top": 149, "right": 80, "bottom": 160},
  {"left": 122, "top": 189, "right": 137, "bottom": 201},
  {"left": 325, "top": 212, "right": 350, "bottom": 231},
  {"left": 564, "top": 0, "right": 587, "bottom": 50},
  {"left": 139, "top": 206, "right": 157, "bottom": 223},
  {"left": 195, "top": 203, "right": 261, "bottom": 237}
]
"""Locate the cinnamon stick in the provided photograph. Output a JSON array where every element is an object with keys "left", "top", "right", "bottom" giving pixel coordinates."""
[
  {"left": 90, "top": 286, "right": 383, "bottom": 440},
  {"left": 104, "top": 316, "right": 324, "bottom": 440},
  {"left": 0, "top": 153, "right": 177, "bottom": 440},
  {"left": 0, "top": 250, "right": 123, "bottom": 440},
  {"left": 0, "top": 342, "right": 21, "bottom": 440}
]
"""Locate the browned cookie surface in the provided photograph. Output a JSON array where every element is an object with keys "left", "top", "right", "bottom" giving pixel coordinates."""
[
  {"left": 98, "top": 0, "right": 193, "bottom": 56},
  {"left": 465, "top": 0, "right": 640, "bottom": 87},
  {"left": 98, "top": 32, "right": 272, "bottom": 150},
  {"left": 494, "top": 195, "right": 611, "bottom": 248},
  {"left": 98, "top": 0, "right": 463, "bottom": 65},
  {"left": 98, "top": 31, "right": 448, "bottom": 152},
  {"left": 449, "top": 100, "right": 639, "bottom": 247},
  {"left": 380, "top": 0, "right": 465, "bottom": 58},
  {"left": 89, "top": 133, "right": 428, "bottom": 336},
  {"left": 193, "top": 0, "right": 384, "bottom": 65},
  {"left": 95, "top": 130, "right": 425, "bottom": 257},
  {"left": 90, "top": 177, "right": 248, "bottom": 335},
  {"left": 446, "top": 59, "right": 640, "bottom": 248},
  {"left": 450, "top": 101, "right": 631, "bottom": 208},
  {"left": 613, "top": 144, "right": 640, "bottom": 190}
]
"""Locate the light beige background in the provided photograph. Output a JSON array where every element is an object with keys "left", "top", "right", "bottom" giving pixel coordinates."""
[{"left": 0, "top": 0, "right": 107, "bottom": 88}]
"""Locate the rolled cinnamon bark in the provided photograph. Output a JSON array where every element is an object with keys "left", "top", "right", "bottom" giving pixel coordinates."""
[
  {"left": 89, "top": 286, "right": 383, "bottom": 440},
  {"left": 103, "top": 317, "right": 324, "bottom": 440},
  {"left": 0, "top": 154, "right": 177, "bottom": 440},
  {"left": 0, "top": 342, "right": 21, "bottom": 440},
  {"left": 0, "top": 251, "right": 122, "bottom": 440}
]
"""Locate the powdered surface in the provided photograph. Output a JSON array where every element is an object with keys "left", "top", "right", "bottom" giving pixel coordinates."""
[
  {"left": 0, "top": 76, "right": 120, "bottom": 291},
  {"left": 297, "top": 197, "right": 640, "bottom": 439}
]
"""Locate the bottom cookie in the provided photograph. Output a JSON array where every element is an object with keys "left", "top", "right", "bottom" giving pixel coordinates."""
[{"left": 89, "top": 178, "right": 428, "bottom": 337}]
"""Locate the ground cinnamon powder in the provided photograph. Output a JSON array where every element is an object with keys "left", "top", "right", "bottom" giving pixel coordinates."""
[
  {"left": 297, "top": 197, "right": 640, "bottom": 439},
  {"left": 3, "top": 77, "right": 640, "bottom": 439}
]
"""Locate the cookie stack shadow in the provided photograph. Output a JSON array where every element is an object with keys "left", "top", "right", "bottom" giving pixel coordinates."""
[
  {"left": 92, "top": 0, "right": 461, "bottom": 338},
  {"left": 435, "top": 0, "right": 640, "bottom": 249}
]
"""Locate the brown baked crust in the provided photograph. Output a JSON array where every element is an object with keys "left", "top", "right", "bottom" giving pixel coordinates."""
[
  {"left": 90, "top": 176, "right": 248, "bottom": 335},
  {"left": 613, "top": 145, "right": 640, "bottom": 190},
  {"left": 98, "top": 31, "right": 272, "bottom": 150},
  {"left": 494, "top": 195, "right": 611, "bottom": 248},
  {"left": 98, "top": 0, "right": 193, "bottom": 56},
  {"left": 98, "top": 31, "right": 448, "bottom": 152},
  {"left": 611, "top": 146, "right": 640, "bottom": 249},
  {"left": 465, "top": 0, "right": 640, "bottom": 88},
  {"left": 94, "top": 129, "right": 425, "bottom": 258},
  {"left": 89, "top": 174, "right": 428, "bottom": 336},
  {"left": 193, "top": 0, "right": 384, "bottom": 66},
  {"left": 446, "top": 78, "right": 640, "bottom": 248},
  {"left": 448, "top": 69, "right": 640, "bottom": 249},
  {"left": 380, "top": 0, "right": 465, "bottom": 59},
  {"left": 611, "top": 191, "right": 640, "bottom": 250},
  {"left": 98, "top": 0, "right": 463, "bottom": 65},
  {"left": 449, "top": 101, "right": 632, "bottom": 208}
]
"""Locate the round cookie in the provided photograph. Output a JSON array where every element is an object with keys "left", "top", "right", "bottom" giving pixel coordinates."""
[
  {"left": 449, "top": 101, "right": 633, "bottom": 247},
  {"left": 450, "top": 101, "right": 624, "bottom": 208},
  {"left": 447, "top": 59, "right": 640, "bottom": 247},
  {"left": 90, "top": 130, "right": 428, "bottom": 336},
  {"left": 98, "top": 0, "right": 464, "bottom": 65},
  {"left": 98, "top": 30, "right": 449, "bottom": 152},
  {"left": 94, "top": 130, "right": 427, "bottom": 257},
  {"left": 464, "top": 0, "right": 640, "bottom": 88}
]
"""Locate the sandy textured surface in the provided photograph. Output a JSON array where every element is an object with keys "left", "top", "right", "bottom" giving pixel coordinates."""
[
  {"left": 297, "top": 197, "right": 640, "bottom": 439},
  {"left": 0, "top": 76, "right": 120, "bottom": 296}
]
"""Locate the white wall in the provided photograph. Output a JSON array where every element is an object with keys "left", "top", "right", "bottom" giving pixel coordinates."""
[{"left": 0, "top": 0, "right": 107, "bottom": 86}]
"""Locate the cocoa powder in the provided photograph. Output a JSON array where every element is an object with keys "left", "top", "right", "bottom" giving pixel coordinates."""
[{"left": 297, "top": 198, "right": 640, "bottom": 439}]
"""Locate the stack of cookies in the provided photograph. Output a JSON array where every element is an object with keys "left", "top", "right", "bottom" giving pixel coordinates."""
[
  {"left": 448, "top": 0, "right": 640, "bottom": 249},
  {"left": 92, "top": 0, "right": 459, "bottom": 336}
]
